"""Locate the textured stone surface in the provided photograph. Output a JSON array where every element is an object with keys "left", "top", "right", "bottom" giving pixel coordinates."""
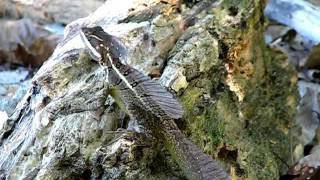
[
  {"left": 265, "top": 0, "right": 320, "bottom": 44},
  {"left": 0, "top": 1, "right": 186, "bottom": 179},
  {"left": 0, "top": 0, "right": 299, "bottom": 179},
  {"left": 0, "top": 68, "right": 32, "bottom": 116},
  {"left": 0, "top": 0, "right": 104, "bottom": 25},
  {"left": 0, "top": 19, "right": 61, "bottom": 66}
]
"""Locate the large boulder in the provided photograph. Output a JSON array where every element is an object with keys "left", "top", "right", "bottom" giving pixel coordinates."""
[{"left": 0, "top": 0, "right": 299, "bottom": 179}]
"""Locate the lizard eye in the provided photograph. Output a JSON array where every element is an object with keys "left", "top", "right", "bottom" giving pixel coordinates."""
[
  {"left": 115, "top": 61, "right": 121, "bottom": 68},
  {"left": 123, "top": 69, "right": 130, "bottom": 76}
]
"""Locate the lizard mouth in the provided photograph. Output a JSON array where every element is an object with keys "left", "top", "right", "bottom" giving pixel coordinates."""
[{"left": 79, "top": 30, "right": 102, "bottom": 61}]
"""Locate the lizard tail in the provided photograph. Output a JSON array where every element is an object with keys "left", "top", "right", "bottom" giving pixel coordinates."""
[{"left": 163, "top": 128, "right": 229, "bottom": 180}]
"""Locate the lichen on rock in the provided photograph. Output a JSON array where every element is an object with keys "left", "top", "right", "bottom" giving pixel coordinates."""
[{"left": 0, "top": 0, "right": 299, "bottom": 179}]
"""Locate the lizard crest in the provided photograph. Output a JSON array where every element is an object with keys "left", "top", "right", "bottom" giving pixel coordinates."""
[
  {"left": 80, "top": 26, "right": 229, "bottom": 180},
  {"left": 80, "top": 26, "right": 127, "bottom": 67},
  {"left": 80, "top": 26, "right": 184, "bottom": 119}
]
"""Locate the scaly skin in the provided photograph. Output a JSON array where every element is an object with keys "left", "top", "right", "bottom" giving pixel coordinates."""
[{"left": 80, "top": 26, "right": 229, "bottom": 180}]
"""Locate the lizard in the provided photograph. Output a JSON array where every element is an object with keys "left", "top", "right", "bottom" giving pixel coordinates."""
[{"left": 80, "top": 26, "right": 229, "bottom": 180}]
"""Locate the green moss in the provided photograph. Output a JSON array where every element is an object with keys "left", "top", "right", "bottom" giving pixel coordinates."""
[
  {"left": 180, "top": 65, "right": 228, "bottom": 155},
  {"left": 177, "top": 0, "right": 298, "bottom": 179},
  {"left": 181, "top": 88, "right": 202, "bottom": 112},
  {"left": 201, "top": 106, "right": 225, "bottom": 151}
]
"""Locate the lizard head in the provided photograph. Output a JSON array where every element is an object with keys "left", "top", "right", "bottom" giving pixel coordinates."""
[
  {"left": 80, "top": 26, "right": 104, "bottom": 62},
  {"left": 80, "top": 26, "right": 127, "bottom": 67}
]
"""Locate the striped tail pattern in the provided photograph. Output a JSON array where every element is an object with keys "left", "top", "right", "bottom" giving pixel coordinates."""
[
  {"left": 109, "top": 66, "right": 229, "bottom": 180},
  {"left": 80, "top": 26, "right": 229, "bottom": 180},
  {"left": 163, "top": 124, "right": 229, "bottom": 180}
]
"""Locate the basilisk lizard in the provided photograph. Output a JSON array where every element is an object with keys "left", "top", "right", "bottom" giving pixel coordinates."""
[{"left": 80, "top": 26, "right": 229, "bottom": 180}]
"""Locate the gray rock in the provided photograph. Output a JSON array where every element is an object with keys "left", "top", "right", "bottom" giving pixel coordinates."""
[
  {"left": 0, "top": 68, "right": 31, "bottom": 116},
  {"left": 159, "top": 15, "right": 219, "bottom": 92},
  {"left": 0, "top": 0, "right": 298, "bottom": 179},
  {"left": 265, "top": 0, "right": 320, "bottom": 44},
  {"left": 0, "top": 0, "right": 186, "bottom": 178},
  {"left": 0, "top": 0, "right": 105, "bottom": 25},
  {"left": 0, "top": 19, "right": 61, "bottom": 66}
]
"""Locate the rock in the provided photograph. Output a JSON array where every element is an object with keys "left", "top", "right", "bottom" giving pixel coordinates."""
[
  {"left": 0, "top": 0, "right": 299, "bottom": 179},
  {"left": 90, "top": 132, "right": 156, "bottom": 179},
  {"left": 0, "top": 0, "right": 104, "bottom": 25},
  {"left": 282, "top": 147, "right": 320, "bottom": 180},
  {"left": 304, "top": 44, "right": 320, "bottom": 69},
  {"left": 306, "top": 0, "right": 320, "bottom": 7},
  {"left": 66, "top": 0, "right": 183, "bottom": 74},
  {"left": 264, "top": 24, "right": 291, "bottom": 45},
  {"left": 296, "top": 81, "right": 320, "bottom": 145},
  {"left": 0, "top": 111, "right": 8, "bottom": 131},
  {"left": 44, "top": 23, "right": 65, "bottom": 35},
  {"left": 265, "top": 0, "right": 320, "bottom": 44},
  {"left": 0, "top": 1, "right": 187, "bottom": 178},
  {"left": 0, "top": 19, "right": 61, "bottom": 66},
  {"left": 0, "top": 67, "right": 32, "bottom": 116},
  {"left": 266, "top": 27, "right": 313, "bottom": 69},
  {"left": 159, "top": 15, "right": 219, "bottom": 93}
]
